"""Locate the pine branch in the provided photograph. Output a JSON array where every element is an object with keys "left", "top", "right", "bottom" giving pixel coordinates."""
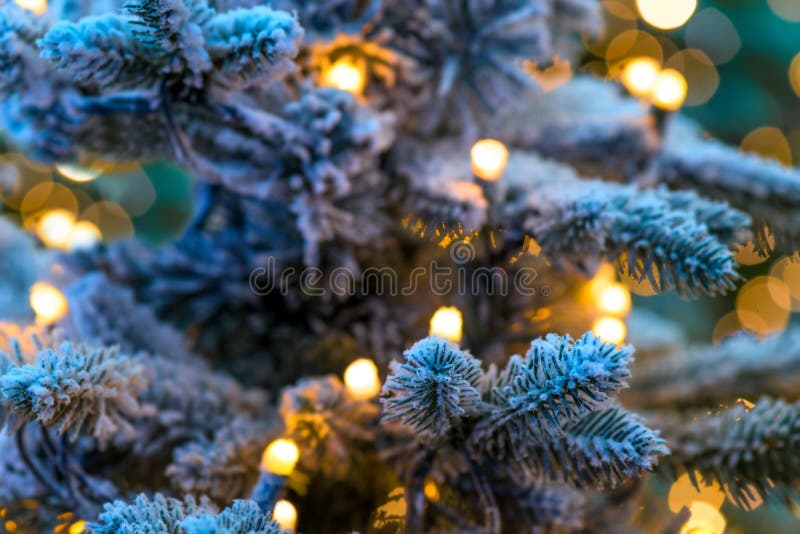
[
  {"left": 124, "top": 0, "right": 213, "bottom": 87},
  {"left": 179, "top": 499, "right": 285, "bottom": 533},
  {"left": 495, "top": 76, "right": 658, "bottom": 179},
  {"left": 628, "top": 329, "right": 800, "bottom": 408},
  {"left": 166, "top": 417, "right": 273, "bottom": 503},
  {"left": 0, "top": 342, "right": 147, "bottom": 446},
  {"left": 88, "top": 493, "right": 213, "bottom": 533},
  {"left": 381, "top": 336, "right": 484, "bottom": 444},
  {"left": 61, "top": 272, "right": 196, "bottom": 361},
  {"left": 203, "top": 6, "right": 303, "bottom": 89},
  {"left": 658, "top": 120, "right": 800, "bottom": 254},
  {"left": 503, "top": 152, "right": 748, "bottom": 297},
  {"left": 38, "top": 14, "right": 156, "bottom": 89},
  {"left": 516, "top": 406, "right": 668, "bottom": 488},
  {"left": 474, "top": 333, "right": 633, "bottom": 459},
  {"left": 666, "top": 398, "right": 800, "bottom": 508}
]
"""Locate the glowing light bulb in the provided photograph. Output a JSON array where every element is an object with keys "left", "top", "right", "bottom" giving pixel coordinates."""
[
  {"left": 592, "top": 316, "right": 626, "bottom": 345},
  {"left": 344, "top": 358, "right": 381, "bottom": 400},
  {"left": 320, "top": 58, "right": 366, "bottom": 95},
  {"left": 470, "top": 139, "right": 509, "bottom": 182},
  {"left": 651, "top": 69, "right": 688, "bottom": 111},
  {"left": 29, "top": 282, "right": 68, "bottom": 325},
  {"left": 55, "top": 163, "right": 102, "bottom": 183},
  {"left": 429, "top": 306, "right": 463, "bottom": 343},
  {"left": 620, "top": 57, "right": 661, "bottom": 99},
  {"left": 68, "top": 221, "right": 102, "bottom": 251},
  {"left": 424, "top": 479, "right": 440, "bottom": 502},
  {"left": 636, "top": 0, "right": 697, "bottom": 30},
  {"left": 272, "top": 500, "right": 297, "bottom": 532},
  {"left": 14, "top": 0, "right": 46, "bottom": 15},
  {"left": 261, "top": 438, "right": 299, "bottom": 476},
  {"left": 595, "top": 282, "right": 632, "bottom": 317},
  {"left": 36, "top": 210, "right": 76, "bottom": 249},
  {"left": 679, "top": 501, "right": 726, "bottom": 534},
  {"left": 69, "top": 520, "right": 87, "bottom": 534}
]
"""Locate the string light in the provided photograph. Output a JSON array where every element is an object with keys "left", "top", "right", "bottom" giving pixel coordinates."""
[
  {"left": 651, "top": 69, "right": 688, "bottom": 111},
  {"left": 320, "top": 57, "right": 366, "bottom": 95},
  {"left": 620, "top": 57, "right": 661, "bottom": 99},
  {"left": 595, "top": 282, "right": 632, "bottom": 317},
  {"left": 470, "top": 139, "right": 509, "bottom": 182},
  {"left": 344, "top": 358, "right": 381, "bottom": 400},
  {"left": 29, "top": 282, "right": 68, "bottom": 325},
  {"left": 679, "top": 501, "right": 726, "bottom": 534},
  {"left": 36, "top": 210, "right": 76, "bottom": 249},
  {"left": 14, "top": 0, "right": 46, "bottom": 14},
  {"left": 272, "top": 500, "right": 298, "bottom": 532},
  {"left": 55, "top": 163, "right": 102, "bottom": 183},
  {"left": 261, "top": 438, "right": 299, "bottom": 476},
  {"left": 68, "top": 221, "right": 102, "bottom": 251},
  {"left": 429, "top": 306, "right": 463, "bottom": 343},
  {"left": 592, "top": 316, "right": 626, "bottom": 345},
  {"left": 636, "top": 0, "right": 697, "bottom": 30}
]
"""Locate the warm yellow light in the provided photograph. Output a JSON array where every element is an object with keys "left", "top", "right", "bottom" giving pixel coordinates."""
[
  {"left": 261, "top": 438, "right": 299, "bottom": 476},
  {"left": 344, "top": 358, "right": 381, "bottom": 400},
  {"left": 621, "top": 57, "right": 661, "bottom": 98},
  {"left": 36, "top": 210, "right": 76, "bottom": 249},
  {"left": 470, "top": 139, "right": 509, "bottom": 182},
  {"left": 636, "top": 0, "right": 697, "bottom": 30},
  {"left": 29, "top": 282, "right": 68, "bottom": 325},
  {"left": 320, "top": 58, "right": 366, "bottom": 95},
  {"left": 592, "top": 316, "right": 626, "bottom": 345},
  {"left": 14, "top": 0, "right": 46, "bottom": 15},
  {"left": 668, "top": 473, "right": 725, "bottom": 514},
  {"left": 679, "top": 501, "right": 726, "bottom": 534},
  {"left": 272, "top": 500, "right": 297, "bottom": 532},
  {"left": 429, "top": 306, "right": 463, "bottom": 343},
  {"left": 651, "top": 69, "right": 687, "bottom": 111},
  {"left": 68, "top": 221, "right": 102, "bottom": 251},
  {"left": 69, "top": 520, "right": 87, "bottom": 534},
  {"left": 595, "top": 283, "right": 632, "bottom": 317},
  {"left": 424, "top": 480, "right": 440, "bottom": 502},
  {"left": 55, "top": 163, "right": 102, "bottom": 183}
]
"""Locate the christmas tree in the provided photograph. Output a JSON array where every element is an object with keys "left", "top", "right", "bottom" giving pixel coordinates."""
[{"left": 0, "top": 0, "right": 800, "bottom": 532}]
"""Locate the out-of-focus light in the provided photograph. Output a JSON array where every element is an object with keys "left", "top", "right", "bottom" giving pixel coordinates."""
[
  {"left": 668, "top": 473, "right": 725, "bottom": 513},
  {"left": 769, "top": 0, "right": 800, "bottom": 22},
  {"left": 68, "top": 221, "right": 102, "bottom": 251},
  {"left": 36, "top": 210, "right": 75, "bottom": 249},
  {"left": 320, "top": 58, "right": 366, "bottom": 95},
  {"left": 665, "top": 49, "right": 718, "bottom": 107},
  {"left": 29, "top": 282, "right": 68, "bottom": 325},
  {"left": 736, "top": 276, "right": 790, "bottom": 337},
  {"left": 14, "top": 0, "right": 46, "bottom": 15},
  {"left": 429, "top": 306, "right": 463, "bottom": 343},
  {"left": 272, "top": 500, "right": 297, "bottom": 532},
  {"left": 636, "top": 0, "right": 697, "bottom": 30},
  {"left": 595, "top": 282, "right": 632, "bottom": 317},
  {"left": 679, "top": 501, "right": 726, "bottom": 534},
  {"left": 470, "top": 139, "right": 509, "bottom": 182},
  {"left": 592, "top": 316, "right": 626, "bottom": 345},
  {"left": 620, "top": 57, "right": 660, "bottom": 98},
  {"left": 424, "top": 479, "right": 440, "bottom": 502},
  {"left": 651, "top": 69, "right": 687, "bottom": 111},
  {"left": 344, "top": 358, "right": 381, "bottom": 400},
  {"left": 55, "top": 163, "right": 102, "bottom": 183},
  {"left": 685, "top": 8, "right": 740, "bottom": 65},
  {"left": 740, "top": 127, "right": 792, "bottom": 166},
  {"left": 68, "top": 520, "right": 87, "bottom": 534},
  {"left": 261, "top": 438, "right": 299, "bottom": 476}
]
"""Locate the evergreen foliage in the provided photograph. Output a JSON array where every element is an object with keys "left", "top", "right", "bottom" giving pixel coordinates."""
[{"left": 0, "top": 341, "right": 147, "bottom": 445}]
